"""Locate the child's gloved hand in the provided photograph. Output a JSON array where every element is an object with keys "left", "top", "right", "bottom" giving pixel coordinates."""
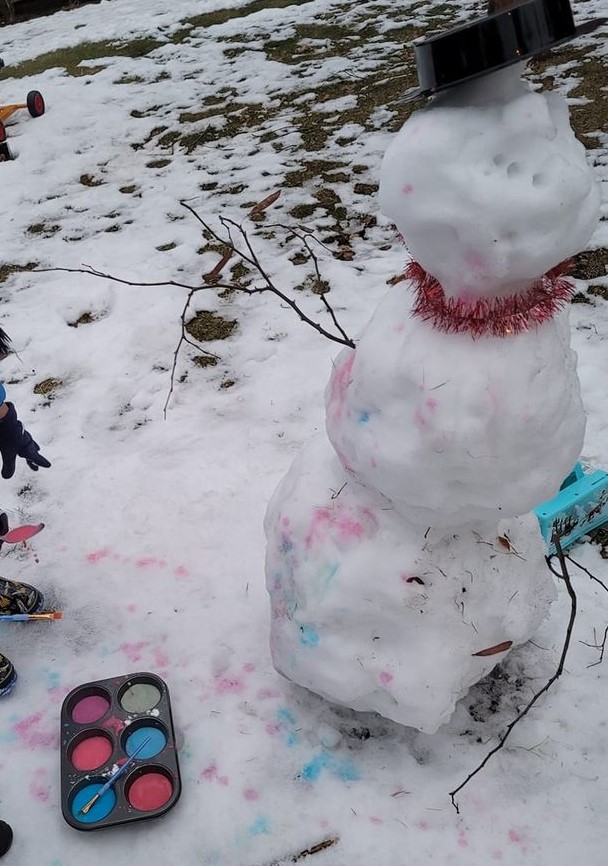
[{"left": 0, "top": 403, "right": 51, "bottom": 479}]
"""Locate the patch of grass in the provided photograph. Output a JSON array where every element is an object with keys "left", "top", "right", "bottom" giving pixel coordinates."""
[
  {"left": 588, "top": 285, "right": 608, "bottom": 301},
  {"left": 79, "top": 174, "right": 103, "bottom": 187},
  {"left": 119, "top": 185, "right": 138, "bottom": 194},
  {"left": 146, "top": 158, "right": 171, "bottom": 168},
  {"left": 0, "top": 262, "right": 38, "bottom": 284},
  {"left": 572, "top": 248, "right": 608, "bottom": 281},
  {"left": 170, "top": 0, "right": 314, "bottom": 44},
  {"left": 156, "top": 242, "right": 177, "bottom": 252},
  {"left": 193, "top": 355, "right": 219, "bottom": 368},
  {"left": 33, "top": 377, "right": 62, "bottom": 398},
  {"left": 0, "top": 38, "right": 163, "bottom": 79},
  {"left": 68, "top": 312, "right": 95, "bottom": 327},
  {"left": 186, "top": 311, "right": 237, "bottom": 342},
  {"left": 27, "top": 223, "right": 60, "bottom": 237}
]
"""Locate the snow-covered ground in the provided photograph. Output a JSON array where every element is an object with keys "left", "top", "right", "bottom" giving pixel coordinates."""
[{"left": 0, "top": 0, "right": 607, "bottom": 863}]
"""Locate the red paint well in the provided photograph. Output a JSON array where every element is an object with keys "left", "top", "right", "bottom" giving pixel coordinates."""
[
  {"left": 71, "top": 735, "right": 113, "bottom": 771},
  {"left": 128, "top": 772, "right": 173, "bottom": 811}
]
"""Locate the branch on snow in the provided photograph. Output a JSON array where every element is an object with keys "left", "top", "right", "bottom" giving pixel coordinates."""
[
  {"left": 36, "top": 194, "right": 355, "bottom": 414},
  {"left": 449, "top": 540, "right": 578, "bottom": 813}
]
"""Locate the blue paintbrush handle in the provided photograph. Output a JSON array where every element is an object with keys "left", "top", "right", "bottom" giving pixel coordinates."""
[
  {"left": 97, "top": 736, "right": 151, "bottom": 797},
  {"left": 80, "top": 736, "right": 151, "bottom": 813}
]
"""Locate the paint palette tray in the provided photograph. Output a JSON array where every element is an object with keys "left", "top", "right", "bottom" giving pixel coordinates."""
[{"left": 60, "top": 672, "right": 181, "bottom": 831}]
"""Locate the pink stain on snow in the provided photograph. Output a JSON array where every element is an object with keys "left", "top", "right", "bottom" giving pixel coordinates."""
[
  {"left": 370, "top": 816, "right": 383, "bottom": 825},
  {"left": 491, "top": 851, "right": 504, "bottom": 861},
  {"left": 243, "top": 663, "right": 256, "bottom": 673},
  {"left": 464, "top": 250, "right": 487, "bottom": 271},
  {"left": 305, "top": 505, "right": 377, "bottom": 551},
  {"left": 120, "top": 641, "right": 149, "bottom": 663},
  {"left": 126, "top": 603, "right": 138, "bottom": 612},
  {"left": 29, "top": 768, "right": 51, "bottom": 803},
  {"left": 174, "top": 564, "right": 190, "bottom": 579},
  {"left": 136, "top": 556, "right": 168, "bottom": 569},
  {"left": 414, "top": 408, "right": 427, "bottom": 429},
  {"left": 12, "top": 713, "right": 57, "bottom": 749},
  {"left": 86, "top": 548, "right": 111, "bottom": 563},
  {"left": 265, "top": 722, "right": 281, "bottom": 736},
  {"left": 508, "top": 828, "right": 528, "bottom": 852},
  {"left": 244, "top": 788, "right": 259, "bottom": 801},
  {"left": 379, "top": 671, "right": 393, "bottom": 685},
  {"left": 154, "top": 647, "right": 169, "bottom": 668},
  {"left": 426, "top": 397, "right": 438, "bottom": 412},
  {"left": 415, "top": 820, "right": 429, "bottom": 831},
  {"left": 201, "top": 763, "right": 229, "bottom": 786},
  {"left": 401, "top": 183, "right": 414, "bottom": 195},
  {"left": 258, "top": 688, "right": 280, "bottom": 700},
  {"left": 214, "top": 674, "right": 245, "bottom": 695},
  {"left": 457, "top": 831, "right": 469, "bottom": 849},
  {"left": 327, "top": 352, "right": 355, "bottom": 423}
]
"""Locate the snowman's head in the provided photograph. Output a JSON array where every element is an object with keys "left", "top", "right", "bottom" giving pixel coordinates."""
[{"left": 380, "top": 71, "right": 600, "bottom": 301}]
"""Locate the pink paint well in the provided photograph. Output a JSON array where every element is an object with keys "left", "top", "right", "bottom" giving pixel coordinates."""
[{"left": 71, "top": 695, "right": 110, "bottom": 724}]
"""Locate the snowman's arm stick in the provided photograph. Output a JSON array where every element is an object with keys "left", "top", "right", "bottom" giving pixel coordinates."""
[{"left": 449, "top": 540, "right": 577, "bottom": 813}]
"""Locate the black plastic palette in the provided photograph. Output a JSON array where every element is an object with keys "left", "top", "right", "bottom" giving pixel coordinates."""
[{"left": 60, "top": 672, "right": 181, "bottom": 831}]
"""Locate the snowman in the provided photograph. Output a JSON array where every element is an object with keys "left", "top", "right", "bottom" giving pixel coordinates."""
[{"left": 265, "top": 0, "right": 602, "bottom": 733}]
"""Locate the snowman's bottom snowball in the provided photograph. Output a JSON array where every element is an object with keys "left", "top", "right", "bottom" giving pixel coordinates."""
[{"left": 265, "top": 437, "right": 555, "bottom": 733}]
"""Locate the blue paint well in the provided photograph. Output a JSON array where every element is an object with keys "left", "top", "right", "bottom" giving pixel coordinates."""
[
  {"left": 125, "top": 726, "right": 166, "bottom": 759},
  {"left": 71, "top": 783, "right": 116, "bottom": 823}
]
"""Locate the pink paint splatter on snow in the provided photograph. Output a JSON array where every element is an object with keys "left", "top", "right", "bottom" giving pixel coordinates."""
[
  {"left": 457, "top": 831, "right": 468, "bottom": 848},
  {"left": 244, "top": 788, "right": 259, "bottom": 801},
  {"left": 126, "top": 603, "right": 138, "bottom": 613},
  {"left": 415, "top": 819, "right": 429, "bottom": 831},
  {"left": 214, "top": 674, "right": 245, "bottom": 695},
  {"left": 136, "top": 556, "right": 167, "bottom": 569},
  {"left": 12, "top": 713, "right": 57, "bottom": 749},
  {"left": 426, "top": 397, "right": 438, "bottom": 412},
  {"left": 154, "top": 647, "right": 169, "bottom": 668},
  {"left": 258, "top": 688, "right": 280, "bottom": 700},
  {"left": 402, "top": 183, "right": 414, "bottom": 195},
  {"left": 464, "top": 250, "right": 487, "bottom": 271},
  {"left": 414, "top": 408, "right": 427, "bottom": 429},
  {"left": 265, "top": 722, "right": 281, "bottom": 736},
  {"left": 86, "top": 548, "right": 111, "bottom": 563},
  {"left": 201, "top": 763, "right": 229, "bottom": 786},
  {"left": 508, "top": 828, "right": 528, "bottom": 852},
  {"left": 29, "top": 768, "right": 51, "bottom": 803},
  {"left": 379, "top": 671, "right": 393, "bottom": 686},
  {"left": 491, "top": 851, "right": 504, "bottom": 861},
  {"left": 327, "top": 352, "right": 355, "bottom": 423},
  {"left": 174, "top": 565, "right": 190, "bottom": 579},
  {"left": 120, "top": 641, "right": 149, "bottom": 663},
  {"left": 243, "top": 663, "right": 256, "bottom": 673},
  {"left": 370, "top": 816, "right": 383, "bottom": 825}
]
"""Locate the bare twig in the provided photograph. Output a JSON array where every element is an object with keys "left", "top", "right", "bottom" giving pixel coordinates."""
[
  {"left": 580, "top": 625, "right": 608, "bottom": 668},
  {"left": 565, "top": 554, "right": 608, "bottom": 594},
  {"left": 449, "top": 540, "right": 577, "bottom": 812}
]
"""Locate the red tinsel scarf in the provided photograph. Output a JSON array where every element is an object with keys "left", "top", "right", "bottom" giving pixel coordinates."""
[{"left": 406, "top": 259, "right": 575, "bottom": 338}]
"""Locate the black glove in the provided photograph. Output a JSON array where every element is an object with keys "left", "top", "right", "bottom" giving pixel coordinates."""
[{"left": 0, "top": 403, "right": 51, "bottom": 479}]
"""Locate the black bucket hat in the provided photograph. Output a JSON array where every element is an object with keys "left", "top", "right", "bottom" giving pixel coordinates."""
[{"left": 401, "top": 0, "right": 607, "bottom": 102}]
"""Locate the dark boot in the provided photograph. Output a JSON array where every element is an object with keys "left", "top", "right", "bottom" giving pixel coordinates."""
[
  {"left": 0, "top": 652, "right": 17, "bottom": 697},
  {"left": 0, "top": 578, "right": 44, "bottom": 615}
]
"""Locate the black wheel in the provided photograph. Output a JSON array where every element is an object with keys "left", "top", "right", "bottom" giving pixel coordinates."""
[
  {"left": 0, "top": 121, "right": 5, "bottom": 144},
  {"left": 0, "top": 142, "right": 13, "bottom": 162},
  {"left": 26, "top": 90, "right": 45, "bottom": 118}
]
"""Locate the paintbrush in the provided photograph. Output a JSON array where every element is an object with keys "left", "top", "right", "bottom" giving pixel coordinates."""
[
  {"left": 79, "top": 736, "right": 151, "bottom": 815},
  {"left": 0, "top": 611, "right": 63, "bottom": 622}
]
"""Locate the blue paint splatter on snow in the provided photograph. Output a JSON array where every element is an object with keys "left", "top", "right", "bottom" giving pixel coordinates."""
[
  {"left": 357, "top": 410, "right": 371, "bottom": 424},
  {"left": 248, "top": 816, "right": 270, "bottom": 836},
  {"left": 42, "top": 668, "right": 60, "bottom": 689},
  {"left": 277, "top": 707, "right": 296, "bottom": 725},
  {"left": 301, "top": 752, "right": 359, "bottom": 783},
  {"left": 280, "top": 535, "right": 294, "bottom": 554},
  {"left": 299, "top": 624, "right": 319, "bottom": 647}
]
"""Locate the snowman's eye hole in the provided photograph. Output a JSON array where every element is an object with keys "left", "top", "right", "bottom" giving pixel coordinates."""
[
  {"left": 532, "top": 173, "right": 544, "bottom": 186},
  {"left": 506, "top": 161, "right": 521, "bottom": 178},
  {"left": 492, "top": 153, "right": 506, "bottom": 167}
]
